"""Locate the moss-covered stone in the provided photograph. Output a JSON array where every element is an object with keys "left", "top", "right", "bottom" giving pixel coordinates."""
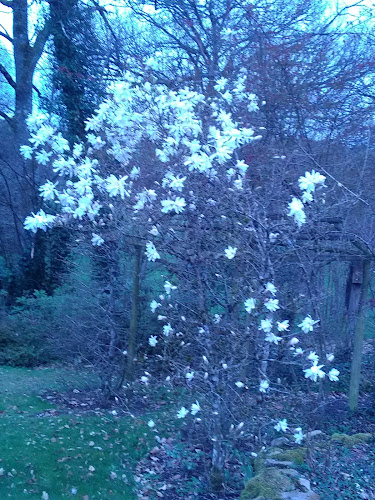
[
  {"left": 252, "top": 447, "right": 307, "bottom": 476},
  {"left": 252, "top": 450, "right": 268, "bottom": 474},
  {"left": 210, "top": 466, "right": 224, "bottom": 493},
  {"left": 241, "top": 468, "right": 295, "bottom": 500},
  {"left": 269, "top": 447, "right": 307, "bottom": 465},
  {"left": 362, "top": 379, "right": 372, "bottom": 393},
  {"left": 331, "top": 432, "right": 374, "bottom": 447}
]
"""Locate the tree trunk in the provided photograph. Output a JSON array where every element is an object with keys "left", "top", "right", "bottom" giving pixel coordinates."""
[
  {"left": 116, "top": 244, "right": 142, "bottom": 389},
  {"left": 0, "top": 0, "right": 50, "bottom": 260},
  {"left": 13, "top": 0, "right": 35, "bottom": 218},
  {"left": 13, "top": 0, "right": 33, "bottom": 144},
  {"left": 102, "top": 258, "right": 118, "bottom": 397},
  {"left": 49, "top": 0, "right": 86, "bottom": 141},
  {"left": 348, "top": 259, "right": 371, "bottom": 412},
  {"left": 210, "top": 440, "right": 226, "bottom": 493},
  {"left": 125, "top": 244, "right": 142, "bottom": 382},
  {"left": 210, "top": 399, "right": 226, "bottom": 493}
]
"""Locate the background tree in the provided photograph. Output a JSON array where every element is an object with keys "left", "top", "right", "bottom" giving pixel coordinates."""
[
  {"left": 0, "top": 0, "right": 50, "bottom": 261},
  {"left": 47, "top": 0, "right": 108, "bottom": 141}
]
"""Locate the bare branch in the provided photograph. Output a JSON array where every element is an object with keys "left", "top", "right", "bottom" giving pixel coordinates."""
[
  {"left": 0, "top": 25, "right": 13, "bottom": 44},
  {"left": 0, "top": 0, "right": 13, "bottom": 8},
  {"left": 89, "top": 0, "right": 119, "bottom": 46},
  {"left": 0, "top": 110, "right": 14, "bottom": 128},
  {"left": 320, "top": 1, "right": 366, "bottom": 34},
  {"left": 127, "top": 3, "right": 201, "bottom": 59},
  {"left": 0, "top": 63, "right": 16, "bottom": 89},
  {"left": 33, "top": 83, "right": 41, "bottom": 99},
  {"left": 30, "top": 19, "right": 51, "bottom": 71},
  {"left": 299, "top": 145, "right": 369, "bottom": 206}
]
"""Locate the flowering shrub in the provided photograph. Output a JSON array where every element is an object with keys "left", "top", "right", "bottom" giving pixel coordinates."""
[{"left": 22, "top": 72, "right": 339, "bottom": 486}]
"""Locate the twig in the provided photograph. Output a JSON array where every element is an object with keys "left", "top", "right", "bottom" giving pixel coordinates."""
[{"left": 299, "top": 145, "right": 369, "bottom": 206}]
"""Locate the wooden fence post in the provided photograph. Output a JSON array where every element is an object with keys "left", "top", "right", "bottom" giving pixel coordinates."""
[{"left": 348, "top": 259, "right": 371, "bottom": 411}]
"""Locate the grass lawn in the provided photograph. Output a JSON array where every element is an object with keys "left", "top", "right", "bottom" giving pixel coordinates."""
[{"left": 0, "top": 366, "right": 156, "bottom": 499}]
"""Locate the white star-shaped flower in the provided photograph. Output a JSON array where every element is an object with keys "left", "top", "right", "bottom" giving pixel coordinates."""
[
  {"left": 298, "top": 315, "right": 319, "bottom": 333},
  {"left": 177, "top": 407, "right": 189, "bottom": 419},
  {"left": 91, "top": 233, "right": 104, "bottom": 246},
  {"left": 163, "top": 323, "right": 173, "bottom": 336},
  {"left": 265, "top": 282, "right": 277, "bottom": 296},
  {"left": 307, "top": 351, "right": 319, "bottom": 364},
  {"left": 293, "top": 347, "right": 304, "bottom": 356},
  {"left": 294, "top": 427, "right": 304, "bottom": 444},
  {"left": 224, "top": 246, "right": 237, "bottom": 259},
  {"left": 274, "top": 419, "right": 288, "bottom": 432},
  {"left": 304, "top": 363, "right": 325, "bottom": 382},
  {"left": 244, "top": 298, "right": 256, "bottom": 313},
  {"left": 191, "top": 401, "right": 201, "bottom": 415},
  {"left": 145, "top": 241, "right": 160, "bottom": 262},
  {"left": 328, "top": 368, "right": 339, "bottom": 382},
  {"left": 265, "top": 298, "right": 280, "bottom": 312},
  {"left": 259, "top": 380, "right": 269, "bottom": 393},
  {"left": 265, "top": 332, "right": 282, "bottom": 344},
  {"left": 302, "top": 191, "right": 313, "bottom": 203},
  {"left": 164, "top": 281, "right": 177, "bottom": 295},
  {"left": 298, "top": 170, "right": 326, "bottom": 193},
  {"left": 277, "top": 320, "right": 289, "bottom": 331},
  {"left": 288, "top": 197, "right": 306, "bottom": 226},
  {"left": 161, "top": 197, "right": 186, "bottom": 214},
  {"left": 150, "top": 300, "right": 161, "bottom": 313},
  {"left": 259, "top": 318, "right": 272, "bottom": 333},
  {"left": 148, "top": 336, "right": 158, "bottom": 347}
]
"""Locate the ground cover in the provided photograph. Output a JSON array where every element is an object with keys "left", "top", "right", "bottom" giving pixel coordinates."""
[
  {"left": 1, "top": 365, "right": 375, "bottom": 499},
  {"left": 0, "top": 366, "right": 157, "bottom": 499}
]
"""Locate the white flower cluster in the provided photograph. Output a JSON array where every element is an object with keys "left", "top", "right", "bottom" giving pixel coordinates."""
[
  {"left": 22, "top": 76, "right": 261, "bottom": 260},
  {"left": 274, "top": 419, "right": 305, "bottom": 445},
  {"left": 285, "top": 316, "right": 341, "bottom": 384},
  {"left": 24, "top": 210, "right": 56, "bottom": 233},
  {"left": 242, "top": 284, "right": 339, "bottom": 403},
  {"left": 303, "top": 351, "right": 339, "bottom": 383},
  {"left": 224, "top": 246, "right": 237, "bottom": 259},
  {"left": 177, "top": 401, "right": 201, "bottom": 419},
  {"left": 256, "top": 284, "right": 289, "bottom": 348},
  {"left": 288, "top": 170, "right": 326, "bottom": 227}
]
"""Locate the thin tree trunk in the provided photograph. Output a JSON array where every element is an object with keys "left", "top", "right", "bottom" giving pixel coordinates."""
[
  {"left": 125, "top": 244, "right": 141, "bottom": 381},
  {"left": 210, "top": 399, "right": 226, "bottom": 493},
  {"left": 116, "top": 244, "right": 141, "bottom": 390},
  {"left": 102, "top": 259, "right": 117, "bottom": 397},
  {"left": 211, "top": 439, "right": 226, "bottom": 493},
  {"left": 261, "top": 342, "right": 270, "bottom": 376}
]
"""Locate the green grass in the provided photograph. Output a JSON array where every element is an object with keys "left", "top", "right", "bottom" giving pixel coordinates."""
[{"left": 0, "top": 366, "right": 157, "bottom": 499}]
